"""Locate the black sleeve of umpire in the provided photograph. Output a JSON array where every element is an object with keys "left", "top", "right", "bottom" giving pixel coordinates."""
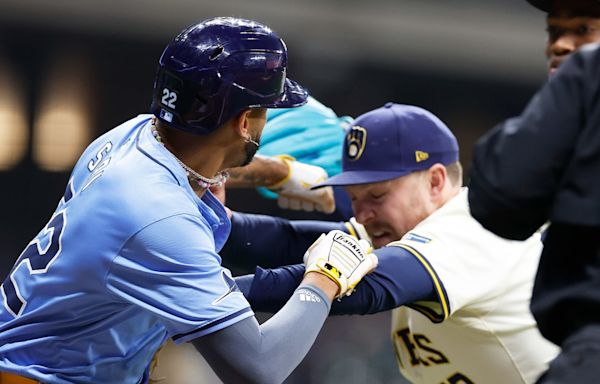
[{"left": 468, "top": 43, "right": 600, "bottom": 240}]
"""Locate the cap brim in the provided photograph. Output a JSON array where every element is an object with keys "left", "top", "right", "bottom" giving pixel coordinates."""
[
  {"left": 312, "top": 170, "right": 412, "bottom": 189},
  {"left": 271, "top": 78, "right": 309, "bottom": 108}
]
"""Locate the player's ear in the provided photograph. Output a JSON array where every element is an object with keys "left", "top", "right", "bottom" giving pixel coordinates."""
[
  {"left": 428, "top": 164, "right": 447, "bottom": 198},
  {"left": 232, "top": 109, "right": 252, "bottom": 138}
]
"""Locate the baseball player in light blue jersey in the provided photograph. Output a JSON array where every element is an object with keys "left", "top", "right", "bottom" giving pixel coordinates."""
[{"left": 0, "top": 18, "right": 377, "bottom": 384}]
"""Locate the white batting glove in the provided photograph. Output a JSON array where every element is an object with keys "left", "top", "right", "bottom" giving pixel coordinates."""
[
  {"left": 304, "top": 230, "right": 378, "bottom": 299},
  {"left": 267, "top": 155, "right": 336, "bottom": 214},
  {"left": 344, "top": 217, "right": 372, "bottom": 247}
]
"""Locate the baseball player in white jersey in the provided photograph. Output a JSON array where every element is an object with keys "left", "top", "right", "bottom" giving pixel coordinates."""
[
  {"left": 230, "top": 103, "right": 560, "bottom": 383},
  {"left": 389, "top": 190, "right": 555, "bottom": 383}
]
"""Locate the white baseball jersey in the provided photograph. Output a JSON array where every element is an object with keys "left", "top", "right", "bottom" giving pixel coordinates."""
[{"left": 388, "top": 189, "right": 558, "bottom": 384}]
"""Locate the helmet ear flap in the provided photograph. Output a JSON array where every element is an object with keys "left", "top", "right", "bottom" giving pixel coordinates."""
[
  {"left": 151, "top": 69, "right": 184, "bottom": 124},
  {"left": 183, "top": 95, "right": 217, "bottom": 131},
  {"left": 152, "top": 67, "right": 222, "bottom": 133}
]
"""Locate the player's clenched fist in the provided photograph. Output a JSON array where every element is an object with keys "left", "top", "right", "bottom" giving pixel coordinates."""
[{"left": 304, "top": 230, "right": 378, "bottom": 298}]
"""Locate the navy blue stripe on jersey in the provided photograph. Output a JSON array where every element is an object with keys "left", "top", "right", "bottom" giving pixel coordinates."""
[
  {"left": 62, "top": 178, "right": 74, "bottom": 203},
  {"left": 172, "top": 307, "right": 253, "bottom": 342},
  {"left": 390, "top": 243, "right": 451, "bottom": 322},
  {"left": 406, "top": 303, "right": 446, "bottom": 323}
]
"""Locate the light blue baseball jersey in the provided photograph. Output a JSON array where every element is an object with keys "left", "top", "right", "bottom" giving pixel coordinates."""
[{"left": 0, "top": 115, "right": 254, "bottom": 383}]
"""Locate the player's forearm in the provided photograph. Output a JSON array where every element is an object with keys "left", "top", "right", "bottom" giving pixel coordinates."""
[
  {"left": 226, "top": 155, "right": 288, "bottom": 188},
  {"left": 237, "top": 246, "right": 436, "bottom": 315},
  {"left": 193, "top": 281, "right": 332, "bottom": 384},
  {"left": 220, "top": 212, "right": 345, "bottom": 272},
  {"left": 330, "top": 246, "right": 435, "bottom": 315},
  {"left": 237, "top": 263, "right": 387, "bottom": 315},
  {"left": 235, "top": 265, "right": 304, "bottom": 312}
]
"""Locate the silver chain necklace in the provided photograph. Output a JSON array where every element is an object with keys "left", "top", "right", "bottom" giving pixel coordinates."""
[{"left": 150, "top": 120, "right": 228, "bottom": 189}]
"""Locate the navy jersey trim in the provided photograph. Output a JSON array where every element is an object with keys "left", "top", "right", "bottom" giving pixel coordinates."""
[
  {"left": 391, "top": 243, "right": 451, "bottom": 323},
  {"left": 172, "top": 307, "right": 253, "bottom": 342}
]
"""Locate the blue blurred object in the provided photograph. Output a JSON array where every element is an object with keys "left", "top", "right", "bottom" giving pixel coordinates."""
[{"left": 258, "top": 96, "right": 350, "bottom": 199}]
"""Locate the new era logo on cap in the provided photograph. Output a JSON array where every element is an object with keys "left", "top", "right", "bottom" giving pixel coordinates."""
[
  {"left": 415, "top": 151, "right": 429, "bottom": 163},
  {"left": 313, "top": 103, "right": 459, "bottom": 188}
]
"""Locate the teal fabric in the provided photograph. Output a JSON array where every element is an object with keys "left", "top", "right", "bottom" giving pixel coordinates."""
[{"left": 258, "top": 96, "right": 351, "bottom": 199}]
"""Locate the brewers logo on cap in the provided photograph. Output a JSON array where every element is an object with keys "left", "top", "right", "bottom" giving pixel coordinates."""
[{"left": 346, "top": 126, "right": 367, "bottom": 161}]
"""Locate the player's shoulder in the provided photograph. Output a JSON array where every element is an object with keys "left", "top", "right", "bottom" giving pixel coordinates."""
[
  {"left": 410, "top": 189, "right": 476, "bottom": 236},
  {"left": 73, "top": 115, "right": 150, "bottom": 171},
  {"left": 103, "top": 168, "right": 196, "bottom": 224},
  {"left": 404, "top": 188, "right": 540, "bottom": 253},
  {"left": 72, "top": 115, "right": 198, "bottom": 227}
]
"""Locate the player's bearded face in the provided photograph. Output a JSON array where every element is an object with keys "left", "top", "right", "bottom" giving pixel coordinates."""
[
  {"left": 346, "top": 174, "right": 435, "bottom": 248},
  {"left": 242, "top": 134, "right": 260, "bottom": 166}
]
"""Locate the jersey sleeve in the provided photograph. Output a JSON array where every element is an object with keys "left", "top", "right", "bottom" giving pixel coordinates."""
[
  {"left": 106, "top": 214, "right": 254, "bottom": 343},
  {"left": 385, "top": 241, "right": 451, "bottom": 323}
]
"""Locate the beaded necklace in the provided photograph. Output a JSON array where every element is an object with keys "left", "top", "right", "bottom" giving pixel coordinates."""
[{"left": 150, "top": 120, "right": 228, "bottom": 189}]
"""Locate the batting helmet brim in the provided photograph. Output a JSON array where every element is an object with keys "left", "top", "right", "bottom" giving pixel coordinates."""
[{"left": 268, "top": 78, "right": 309, "bottom": 109}]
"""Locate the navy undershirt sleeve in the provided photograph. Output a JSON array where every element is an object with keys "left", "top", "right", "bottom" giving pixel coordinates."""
[
  {"left": 235, "top": 246, "right": 436, "bottom": 315},
  {"left": 220, "top": 212, "right": 346, "bottom": 272}
]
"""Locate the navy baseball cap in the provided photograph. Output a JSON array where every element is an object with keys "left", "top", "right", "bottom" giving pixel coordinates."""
[{"left": 314, "top": 103, "right": 459, "bottom": 188}]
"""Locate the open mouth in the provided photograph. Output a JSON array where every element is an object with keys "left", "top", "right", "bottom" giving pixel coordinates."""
[{"left": 370, "top": 230, "right": 394, "bottom": 247}]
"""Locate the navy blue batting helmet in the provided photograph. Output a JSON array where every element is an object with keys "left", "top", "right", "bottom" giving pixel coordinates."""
[{"left": 151, "top": 17, "right": 308, "bottom": 135}]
